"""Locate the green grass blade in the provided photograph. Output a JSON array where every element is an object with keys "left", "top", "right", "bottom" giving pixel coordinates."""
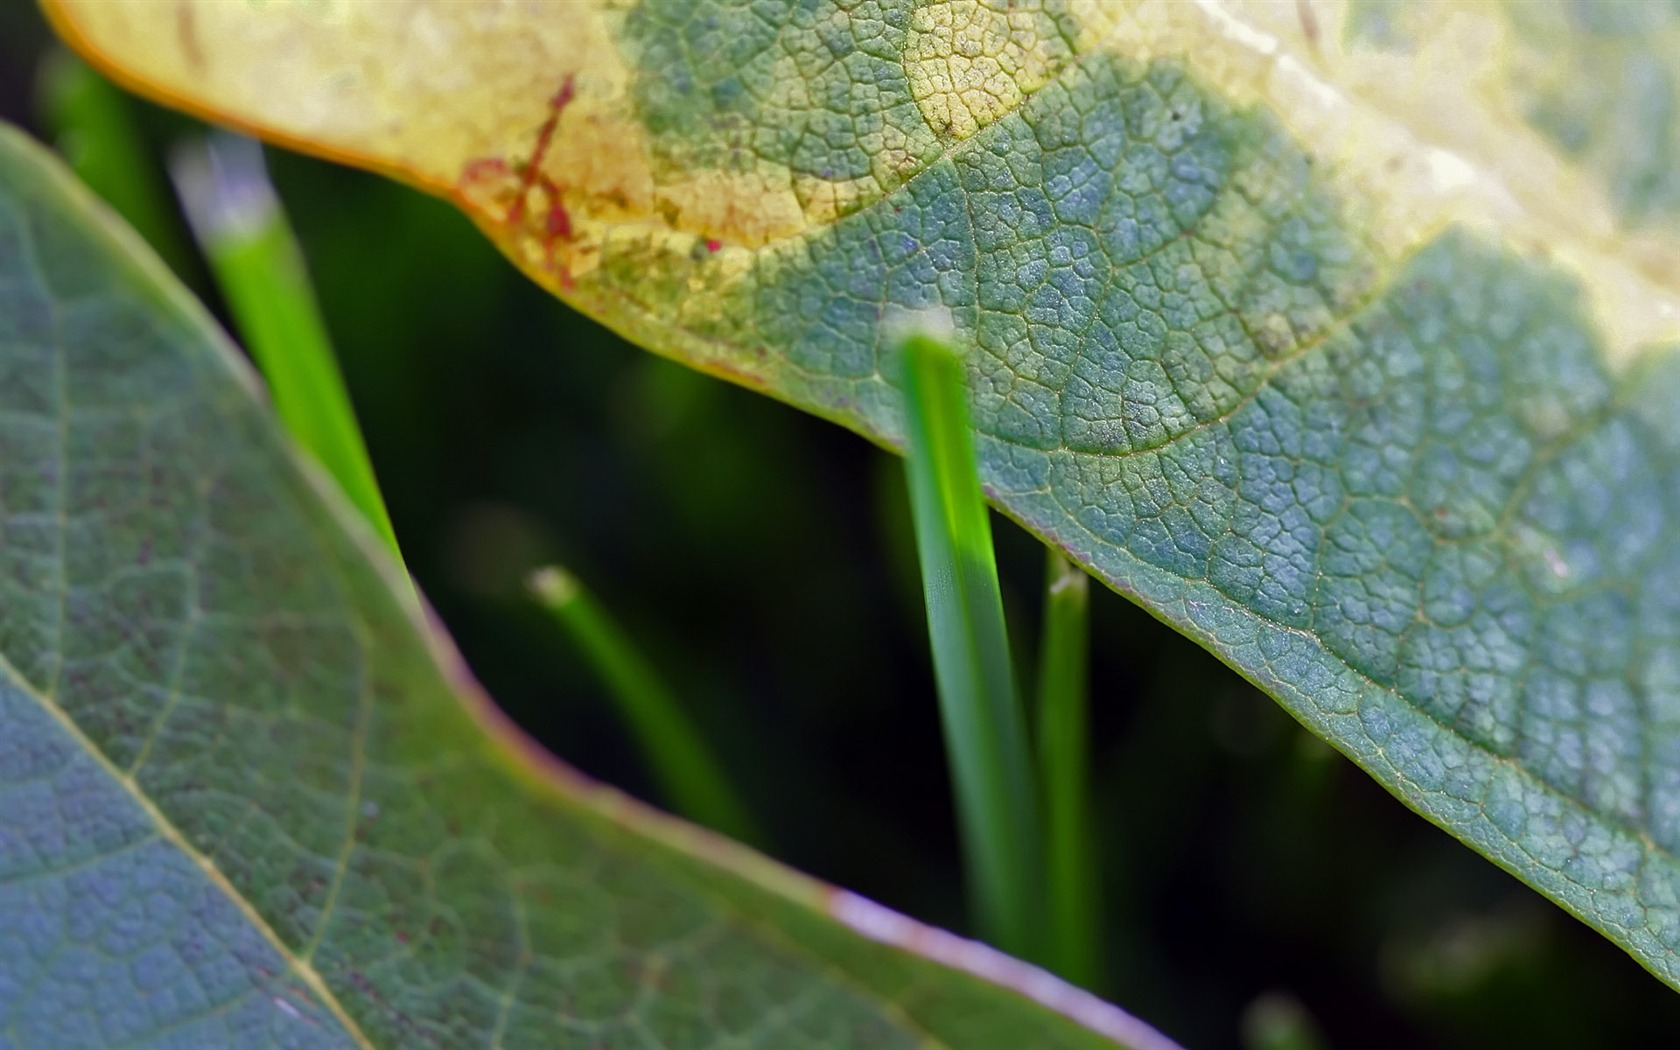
[
  {"left": 528, "top": 566, "right": 762, "bottom": 846},
  {"left": 897, "top": 320, "right": 1043, "bottom": 960},
  {"left": 35, "top": 50, "right": 195, "bottom": 277},
  {"left": 1036, "top": 549, "right": 1099, "bottom": 987},
  {"left": 170, "top": 133, "right": 402, "bottom": 562}
]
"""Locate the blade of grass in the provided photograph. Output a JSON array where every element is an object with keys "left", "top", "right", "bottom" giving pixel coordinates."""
[
  {"left": 897, "top": 318, "right": 1043, "bottom": 960},
  {"left": 169, "top": 133, "right": 402, "bottom": 563},
  {"left": 528, "top": 566, "right": 762, "bottom": 846},
  {"left": 36, "top": 49, "right": 195, "bottom": 277},
  {"left": 1037, "top": 549, "right": 1099, "bottom": 987}
]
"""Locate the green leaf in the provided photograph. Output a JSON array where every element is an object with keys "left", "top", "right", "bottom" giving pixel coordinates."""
[
  {"left": 35, "top": 0, "right": 1680, "bottom": 991},
  {"left": 0, "top": 124, "right": 1172, "bottom": 1048}
]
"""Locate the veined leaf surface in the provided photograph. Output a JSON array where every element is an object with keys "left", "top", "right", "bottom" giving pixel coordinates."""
[
  {"left": 39, "top": 0, "right": 1680, "bottom": 991},
  {"left": 0, "top": 125, "right": 1172, "bottom": 1048}
]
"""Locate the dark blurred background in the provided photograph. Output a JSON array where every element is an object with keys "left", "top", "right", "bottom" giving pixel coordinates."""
[{"left": 6, "top": 7, "right": 1680, "bottom": 1047}]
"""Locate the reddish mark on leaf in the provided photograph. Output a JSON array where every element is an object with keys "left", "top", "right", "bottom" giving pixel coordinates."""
[
  {"left": 458, "top": 76, "right": 584, "bottom": 289},
  {"left": 461, "top": 157, "right": 511, "bottom": 183},
  {"left": 507, "top": 75, "right": 575, "bottom": 225},
  {"left": 705, "top": 238, "right": 722, "bottom": 252},
  {"left": 547, "top": 198, "right": 574, "bottom": 241},
  {"left": 461, "top": 76, "right": 584, "bottom": 289},
  {"left": 529, "top": 172, "right": 576, "bottom": 287}
]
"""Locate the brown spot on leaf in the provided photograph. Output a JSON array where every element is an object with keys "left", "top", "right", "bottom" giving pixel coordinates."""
[{"left": 174, "top": 1, "right": 204, "bottom": 74}]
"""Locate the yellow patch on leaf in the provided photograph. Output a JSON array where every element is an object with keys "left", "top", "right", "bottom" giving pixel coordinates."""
[
  {"left": 44, "top": 0, "right": 873, "bottom": 291},
  {"left": 904, "top": 0, "right": 1071, "bottom": 141}
]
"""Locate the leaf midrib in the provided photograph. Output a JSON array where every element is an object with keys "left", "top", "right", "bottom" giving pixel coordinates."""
[{"left": 0, "top": 650, "right": 374, "bottom": 1048}]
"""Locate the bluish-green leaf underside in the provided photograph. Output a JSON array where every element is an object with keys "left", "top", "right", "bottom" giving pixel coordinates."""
[
  {"left": 593, "top": 21, "right": 1680, "bottom": 986},
  {"left": 0, "top": 686, "right": 350, "bottom": 1047}
]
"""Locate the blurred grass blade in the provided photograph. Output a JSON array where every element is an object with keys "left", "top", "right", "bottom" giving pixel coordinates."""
[
  {"left": 528, "top": 566, "right": 762, "bottom": 845},
  {"left": 898, "top": 319, "right": 1042, "bottom": 960},
  {"left": 1037, "top": 549, "right": 1099, "bottom": 987},
  {"left": 170, "top": 133, "right": 401, "bottom": 562},
  {"left": 36, "top": 49, "right": 194, "bottom": 277},
  {"left": 1241, "top": 992, "right": 1328, "bottom": 1050}
]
